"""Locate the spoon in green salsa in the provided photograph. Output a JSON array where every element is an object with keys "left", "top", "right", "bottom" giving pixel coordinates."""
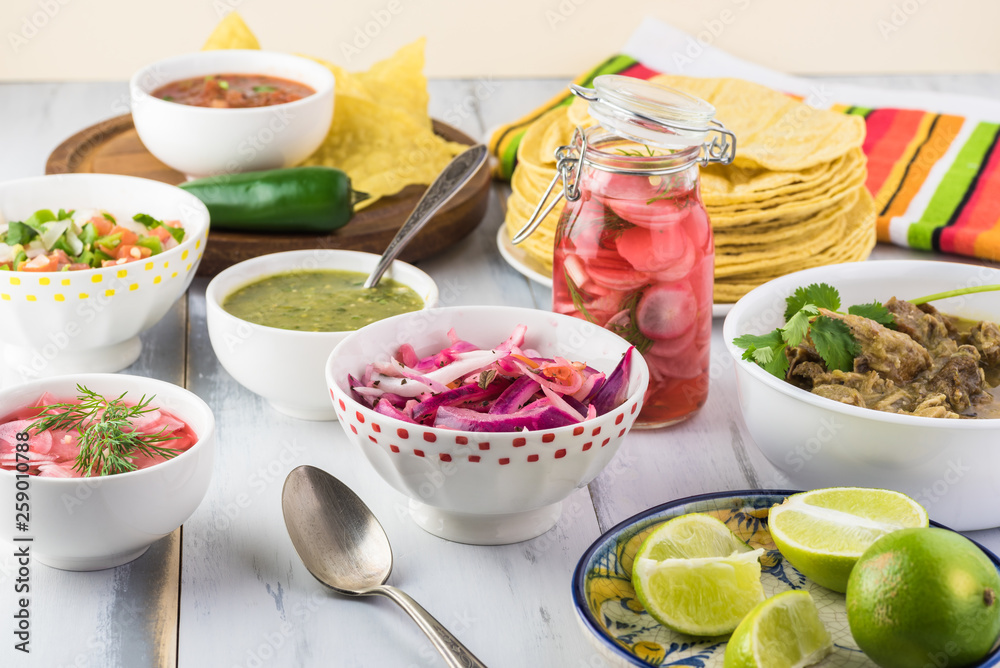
[{"left": 364, "top": 144, "right": 489, "bottom": 288}]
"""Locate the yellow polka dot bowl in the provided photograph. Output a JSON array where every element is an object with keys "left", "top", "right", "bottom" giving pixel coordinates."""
[{"left": 0, "top": 174, "right": 209, "bottom": 382}]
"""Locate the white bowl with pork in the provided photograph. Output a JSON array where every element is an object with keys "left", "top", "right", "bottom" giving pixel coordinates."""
[{"left": 723, "top": 260, "right": 1000, "bottom": 530}]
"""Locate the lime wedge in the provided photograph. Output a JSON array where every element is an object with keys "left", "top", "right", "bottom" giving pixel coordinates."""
[
  {"left": 769, "top": 487, "right": 928, "bottom": 593},
  {"left": 724, "top": 590, "right": 833, "bottom": 668},
  {"left": 636, "top": 512, "right": 753, "bottom": 562},
  {"left": 632, "top": 548, "right": 766, "bottom": 636}
]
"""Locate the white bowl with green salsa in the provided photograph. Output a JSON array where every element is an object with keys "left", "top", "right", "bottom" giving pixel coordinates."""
[{"left": 205, "top": 249, "right": 438, "bottom": 420}]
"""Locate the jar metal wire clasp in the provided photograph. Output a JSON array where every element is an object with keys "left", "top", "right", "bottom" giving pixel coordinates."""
[{"left": 511, "top": 128, "right": 586, "bottom": 245}]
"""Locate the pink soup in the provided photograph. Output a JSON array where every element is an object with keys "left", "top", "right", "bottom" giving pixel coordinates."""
[{"left": 0, "top": 392, "right": 198, "bottom": 477}]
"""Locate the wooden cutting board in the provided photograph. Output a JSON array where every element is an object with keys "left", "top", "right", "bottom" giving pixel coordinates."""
[{"left": 45, "top": 114, "right": 491, "bottom": 276}]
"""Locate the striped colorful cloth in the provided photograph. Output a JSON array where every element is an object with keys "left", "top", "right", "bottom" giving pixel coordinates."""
[{"left": 488, "top": 19, "right": 1000, "bottom": 263}]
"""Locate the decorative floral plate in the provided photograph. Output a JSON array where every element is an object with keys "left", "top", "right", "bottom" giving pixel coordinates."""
[{"left": 571, "top": 490, "right": 1000, "bottom": 667}]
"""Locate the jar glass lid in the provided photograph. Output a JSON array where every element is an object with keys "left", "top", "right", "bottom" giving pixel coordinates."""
[{"left": 574, "top": 75, "right": 717, "bottom": 151}]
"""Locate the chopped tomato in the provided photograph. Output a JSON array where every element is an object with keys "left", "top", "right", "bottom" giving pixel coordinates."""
[
  {"left": 19, "top": 255, "right": 59, "bottom": 272},
  {"left": 117, "top": 245, "right": 152, "bottom": 261},
  {"left": 151, "top": 226, "right": 172, "bottom": 242},
  {"left": 109, "top": 226, "right": 138, "bottom": 246},
  {"left": 91, "top": 215, "right": 113, "bottom": 236}
]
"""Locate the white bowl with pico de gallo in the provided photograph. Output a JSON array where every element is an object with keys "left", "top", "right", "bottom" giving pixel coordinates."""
[{"left": 0, "top": 173, "right": 209, "bottom": 384}]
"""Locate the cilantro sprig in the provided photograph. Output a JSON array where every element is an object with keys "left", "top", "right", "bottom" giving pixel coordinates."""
[
  {"left": 733, "top": 283, "right": 894, "bottom": 379},
  {"left": 735, "top": 282, "right": 1000, "bottom": 380}
]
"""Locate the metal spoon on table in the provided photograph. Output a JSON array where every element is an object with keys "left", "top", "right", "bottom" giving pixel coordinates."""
[
  {"left": 281, "top": 465, "right": 488, "bottom": 668},
  {"left": 364, "top": 143, "right": 489, "bottom": 288}
]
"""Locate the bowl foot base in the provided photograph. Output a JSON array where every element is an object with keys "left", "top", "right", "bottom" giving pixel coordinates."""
[
  {"left": 1, "top": 336, "right": 142, "bottom": 385},
  {"left": 34, "top": 545, "right": 151, "bottom": 571},
  {"left": 408, "top": 499, "right": 563, "bottom": 545},
  {"left": 267, "top": 399, "right": 338, "bottom": 421}
]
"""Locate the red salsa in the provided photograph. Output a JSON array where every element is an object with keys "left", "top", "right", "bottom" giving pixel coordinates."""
[{"left": 152, "top": 74, "right": 315, "bottom": 108}]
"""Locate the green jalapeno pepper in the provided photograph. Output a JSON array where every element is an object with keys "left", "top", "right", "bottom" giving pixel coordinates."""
[{"left": 179, "top": 166, "right": 368, "bottom": 233}]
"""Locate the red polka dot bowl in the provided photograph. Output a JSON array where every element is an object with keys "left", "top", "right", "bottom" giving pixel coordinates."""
[{"left": 325, "top": 305, "right": 649, "bottom": 545}]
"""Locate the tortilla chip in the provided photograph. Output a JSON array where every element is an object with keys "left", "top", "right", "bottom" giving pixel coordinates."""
[
  {"left": 202, "top": 13, "right": 467, "bottom": 208},
  {"left": 356, "top": 39, "right": 431, "bottom": 128},
  {"left": 301, "top": 93, "right": 464, "bottom": 206},
  {"left": 202, "top": 12, "right": 260, "bottom": 50},
  {"left": 304, "top": 56, "right": 373, "bottom": 101}
]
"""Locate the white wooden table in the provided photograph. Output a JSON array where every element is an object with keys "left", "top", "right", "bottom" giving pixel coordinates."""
[{"left": 2, "top": 75, "right": 1000, "bottom": 668}]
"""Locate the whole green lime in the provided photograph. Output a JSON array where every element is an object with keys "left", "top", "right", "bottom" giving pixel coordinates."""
[{"left": 846, "top": 527, "right": 1000, "bottom": 668}]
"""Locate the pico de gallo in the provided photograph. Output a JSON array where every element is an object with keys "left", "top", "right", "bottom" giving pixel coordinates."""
[{"left": 0, "top": 208, "right": 185, "bottom": 272}]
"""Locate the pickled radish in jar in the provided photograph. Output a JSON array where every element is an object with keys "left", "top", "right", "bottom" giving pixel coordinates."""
[
  {"left": 653, "top": 237, "right": 697, "bottom": 283},
  {"left": 636, "top": 282, "right": 696, "bottom": 341},
  {"left": 588, "top": 169, "right": 659, "bottom": 201},
  {"left": 553, "top": 156, "right": 713, "bottom": 426},
  {"left": 606, "top": 195, "right": 691, "bottom": 230},
  {"left": 545, "top": 77, "right": 732, "bottom": 427},
  {"left": 616, "top": 223, "right": 686, "bottom": 272},
  {"left": 646, "top": 345, "right": 707, "bottom": 380},
  {"left": 647, "top": 324, "right": 698, "bottom": 358},
  {"left": 689, "top": 255, "right": 714, "bottom": 308},
  {"left": 683, "top": 205, "right": 712, "bottom": 251},
  {"left": 585, "top": 256, "right": 650, "bottom": 291}
]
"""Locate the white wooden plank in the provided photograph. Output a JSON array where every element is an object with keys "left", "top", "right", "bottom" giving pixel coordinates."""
[
  {"left": 0, "top": 298, "right": 186, "bottom": 668},
  {"left": 588, "top": 320, "right": 786, "bottom": 533},
  {"left": 0, "top": 81, "right": 181, "bottom": 668},
  {"left": 178, "top": 273, "right": 606, "bottom": 666}
]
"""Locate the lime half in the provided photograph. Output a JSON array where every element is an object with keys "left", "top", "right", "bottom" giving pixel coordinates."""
[
  {"left": 769, "top": 487, "right": 928, "bottom": 593},
  {"left": 724, "top": 590, "right": 833, "bottom": 668},
  {"left": 632, "top": 548, "right": 766, "bottom": 636}
]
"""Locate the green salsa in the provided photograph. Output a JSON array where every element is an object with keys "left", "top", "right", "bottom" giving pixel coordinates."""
[{"left": 222, "top": 269, "right": 424, "bottom": 332}]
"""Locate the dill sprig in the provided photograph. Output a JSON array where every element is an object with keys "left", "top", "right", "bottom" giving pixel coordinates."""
[
  {"left": 606, "top": 289, "right": 655, "bottom": 355},
  {"left": 27, "top": 385, "right": 182, "bottom": 477}
]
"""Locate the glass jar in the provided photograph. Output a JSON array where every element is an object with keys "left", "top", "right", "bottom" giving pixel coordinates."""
[{"left": 514, "top": 76, "right": 735, "bottom": 428}]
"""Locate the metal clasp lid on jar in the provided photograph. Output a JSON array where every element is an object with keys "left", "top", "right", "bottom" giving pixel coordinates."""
[{"left": 512, "top": 75, "right": 736, "bottom": 245}]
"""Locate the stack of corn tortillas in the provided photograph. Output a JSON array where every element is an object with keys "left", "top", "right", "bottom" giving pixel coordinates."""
[{"left": 503, "top": 75, "right": 876, "bottom": 303}]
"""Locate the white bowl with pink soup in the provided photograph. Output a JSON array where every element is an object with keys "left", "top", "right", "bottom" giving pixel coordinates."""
[{"left": 0, "top": 374, "right": 214, "bottom": 570}]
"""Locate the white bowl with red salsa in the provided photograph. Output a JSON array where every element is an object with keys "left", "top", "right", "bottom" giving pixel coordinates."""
[
  {"left": 0, "top": 373, "right": 215, "bottom": 570},
  {"left": 130, "top": 50, "right": 335, "bottom": 178},
  {"left": 0, "top": 174, "right": 209, "bottom": 382}
]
